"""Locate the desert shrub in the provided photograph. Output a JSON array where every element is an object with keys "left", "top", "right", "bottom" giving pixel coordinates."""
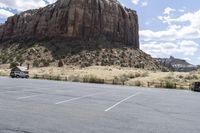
[
  {"left": 33, "top": 60, "right": 40, "bottom": 67},
  {"left": 161, "top": 67, "right": 169, "bottom": 72},
  {"left": 192, "top": 75, "right": 198, "bottom": 79},
  {"left": 83, "top": 75, "right": 104, "bottom": 84},
  {"left": 185, "top": 74, "right": 198, "bottom": 80},
  {"left": 33, "top": 59, "right": 51, "bottom": 67},
  {"left": 129, "top": 74, "right": 136, "bottom": 79},
  {"left": 44, "top": 49, "right": 48, "bottom": 53},
  {"left": 9, "top": 57, "right": 14, "bottom": 62},
  {"left": 135, "top": 64, "right": 140, "bottom": 68},
  {"left": 134, "top": 81, "right": 142, "bottom": 87},
  {"left": 47, "top": 75, "right": 62, "bottom": 81},
  {"left": 0, "top": 71, "right": 8, "bottom": 76},
  {"left": 10, "top": 62, "right": 19, "bottom": 68},
  {"left": 165, "top": 74, "right": 173, "bottom": 80},
  {"left": 135, "top": 72, "right": 141, "bottom": 78},
  {"left": 41, "top": 59, "right": 50, "bottom": 67},
  {"left": 119, "top": 75, "right": 129, "bottom": 82},
  {"left": 54, "top": 76, "right": 61, "bottom": 81},
  {"left": 141, "top": 72, "right": 149, "bottom": 77},
  {"left": 112, "top": 78, "right": 121, "bottom": 85},
  {"left": 112, "top": 76, "right": 125, "bottom": 85},
  {"left": 125, "top": 73, "right": 134, "bottom": 79},
  {"left": 16, "top": 55, "right": 25, "bottom": 64},
  {"left": 58, "top": 60, "right": 64, "bottom": 67},
  {"left": 68, "top": 75, "right": 81, "bottom": 82},
  {"left": 178, "top": 75, "right": 184, "bottom": 79},
  {"left": 164, "top": 81, "right": 175, "bottom": 89},
  {"left": 0, "top": 54, "right": 8, "bottom": 64},
  {"left": 120, "top": 72, "right": 144, "bottom": 82},
  {"left": 80, "top": 62, "right": 91, "bottom": 68},
  {"left": 33, "top": 75, "right": 39, "bottom": 79}
]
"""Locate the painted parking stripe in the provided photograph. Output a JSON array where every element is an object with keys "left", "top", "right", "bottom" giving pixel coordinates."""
[
  {"left": 55, "top": 92, "right": 103, "bottom": 105},
  {"left": 16, "top": 94, "right": 44, "bottom": 100},
  {"left": 0, "top": 90, "right": 18, "bottom": 94},
  {"left": 105, "top": 92, "right": 141, "bottom": 112}
]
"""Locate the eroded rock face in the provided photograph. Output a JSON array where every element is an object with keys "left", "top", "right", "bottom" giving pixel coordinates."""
[{"left": 0, "top": 0, "right": 139, "bottom": 48}]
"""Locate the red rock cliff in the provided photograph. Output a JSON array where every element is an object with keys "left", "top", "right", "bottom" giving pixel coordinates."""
[{"left": 0, "top": 0, "right": 139, "bottom": 48}]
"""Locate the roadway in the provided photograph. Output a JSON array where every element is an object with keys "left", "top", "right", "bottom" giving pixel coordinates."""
[{"left": 0, "top": 76, "right": 200, "bottom": 133}]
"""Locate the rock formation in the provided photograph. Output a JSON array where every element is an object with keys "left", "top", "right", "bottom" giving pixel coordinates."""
[
  {"left": 155, "top": 56, "right": 197, "bottom": 72},
  {"left": 0, "top": 0, "right": 139, "bottom": 48}
]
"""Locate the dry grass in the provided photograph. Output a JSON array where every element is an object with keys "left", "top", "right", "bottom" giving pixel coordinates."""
[
  {"left": 0, "top": 64, "right": 199, "bottom": 89},
  {"left": 0, "top": 64, "right": 10, "bottom": 76}
]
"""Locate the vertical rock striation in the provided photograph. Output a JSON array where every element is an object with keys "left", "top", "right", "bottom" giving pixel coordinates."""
[{"left": 0, "top": 0, "right": 139, "bottom": 48}]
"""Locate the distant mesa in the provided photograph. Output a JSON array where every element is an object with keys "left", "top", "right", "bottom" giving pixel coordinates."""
[
  {"left": 155, "top": 56, "right": 197, "bottom": 72},
  {"left": 0, "top": 0, "right": 139, "bottom": 49}
]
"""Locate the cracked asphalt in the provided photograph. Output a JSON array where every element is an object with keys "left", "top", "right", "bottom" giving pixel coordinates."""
[{"left": 0, "top": 76, "right": 200, "bottom": 133}]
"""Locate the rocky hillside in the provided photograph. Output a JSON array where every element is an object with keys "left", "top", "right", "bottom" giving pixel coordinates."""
[
  {"left": 0, "top": 0, "right": 162, "bottom": 70},
  {"left": 0, "top": 39, "right": 161, "bottom": 70},
  {"left": 155, "top": 56, "right": 197, "bottom": 72}
]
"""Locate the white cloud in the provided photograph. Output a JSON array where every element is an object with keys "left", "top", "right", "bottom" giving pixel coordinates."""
[
  {"left": 179, "top": 40, "right": 199, "bottom": 56},
  {"left": 0, "top": 0, "right": 57, "bottom": 11},
  {"left": 141, "top": 40, "right": 199, "bottom": 57},
  {"left": 179, "top": 9, "right": 185, "bottom": 13},
  {"left": 0, "top": 0, "right": 58, "bottom": 22},
  {"left": 198, "top": 57, "right": 200, "bottom": 60},
  {"left": 131, "top": 0, "right": 140, "bottom": 5},
  {"left": 46, "top": 0, "right": 57, "bottom": 4},
  {"left": 163, "top": 7, "right": 176, "bottom": 15},
  {"left": 141, "top": 2, "right": 148, "bottom": 7},
  {"left": 140, "top": 9, "right": 200, "bottom": 41},
  {"left": 0, "top": 9, "right": 14, "bottom": 19}
]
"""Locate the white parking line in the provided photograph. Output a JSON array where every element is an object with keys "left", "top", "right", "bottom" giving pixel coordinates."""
[
  {"left": 16, "top": 94, "right": 44, "bottom": 100},
  {"left": 0, "top": 90, "right": 18, "bottom": 94},
  {"left": 55, "top": 93, "right": 103, "bottom": 105},
  {"left": 105, "top": 92, "right": 141, "bottom": 112}
]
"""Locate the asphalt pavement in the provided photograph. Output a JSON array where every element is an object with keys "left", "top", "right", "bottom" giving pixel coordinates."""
[{"left": 0, "top": 76, "right": 200, "bottom": 133}]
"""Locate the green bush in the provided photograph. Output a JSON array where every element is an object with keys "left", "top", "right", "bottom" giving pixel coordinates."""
[
  {"left": 40, "top": 59, "right": 50, "bottom": 67},
  {"left": 33, "top": 59, "right": 51, "bottom": 67},
  {"left": 10, "top": 62, "right": 19, "bottom": 68},
  {"left": 33, "top": 60, "right": 40, "bottom": 67},
  {"left": 178, "top": 75, "right": 184, "bottom": 79},
  {"left": 43, "top": 60, "right": 50, "bottom": 67},
  {"left": 0, "top": 54, "right": 8, "bottom": 64},
  {"left": 33, "top": 75, "right": 39, "bottom": 79},
  {"left": 164, "top": 81, "right": 176, "bottom": 89}
]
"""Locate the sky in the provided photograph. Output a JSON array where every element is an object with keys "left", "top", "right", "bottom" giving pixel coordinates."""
[{"left": 0, "top": 0, "right": 200, "bottom": 65}]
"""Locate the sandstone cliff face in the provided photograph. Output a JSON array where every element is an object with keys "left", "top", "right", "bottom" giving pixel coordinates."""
[{"left": 0, "top": 0, "right": 139, "bottom": 48}]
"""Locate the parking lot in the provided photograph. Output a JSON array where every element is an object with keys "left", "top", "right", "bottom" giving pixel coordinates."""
[{"left": 0, "top": 76, "right": 200, "bottom": 133}]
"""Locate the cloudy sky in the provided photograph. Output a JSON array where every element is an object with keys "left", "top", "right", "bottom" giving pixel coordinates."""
[{"left": 0, "top": 0, "right": 199, "bottom": 65}]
